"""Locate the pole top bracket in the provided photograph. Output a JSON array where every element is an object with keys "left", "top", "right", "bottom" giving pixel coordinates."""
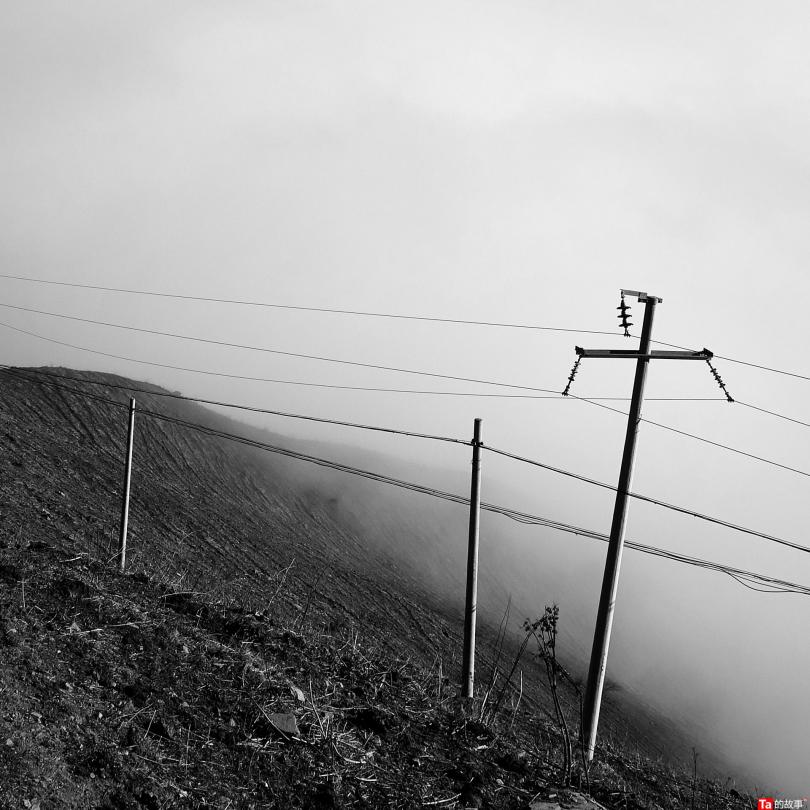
[{"left": 621, "top": 289, "right": 663, "bottom": 304}]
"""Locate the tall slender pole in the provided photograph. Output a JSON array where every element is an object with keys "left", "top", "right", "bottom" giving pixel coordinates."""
[
  {"left": 462, "top": 417, "right": 483, "bottom": 699},
  {"left": 583, "top": 297, "right": 657, "bottom": 758},
  {"left": 118, "top": 397, "right": 136, "bottom": 573}
]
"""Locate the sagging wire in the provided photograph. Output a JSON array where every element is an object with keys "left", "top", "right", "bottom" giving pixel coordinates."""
[
  {"left": 0, "top": 366, "right": 470, "bottom": 446},
  {"left": 485, "top": 442, "right": 810, "bottom": 555},
  {"left": 2, "top": 365, "right": 808, "bottom": 596},
  {"left": 706, "top": 358, "right": 734, "bottom": 403}
]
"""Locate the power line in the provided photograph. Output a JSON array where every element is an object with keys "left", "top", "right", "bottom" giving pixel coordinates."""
[
  {"left": 8, "top": 270, "right": 810, "bottom": 384},
  {"left": 0, "top": 320, "right": 563, "bottom": 397},
  {"left": 485, "top": 444, "right": 810, "bottom": 556},
  {"left": 121, "top": 409, "right": 810, "bottom": 598},
  {"left": 0, "top": 366, "right": 469, "bottom": 446},
  {"left": 19, "top": 367, "right": 795, "bottom": 557},
  {"left": 714, "top": 354, "right": 810, "bottom": 383},
  {"left": 0, "top": 305, "right": 563, "bottom": 394},
  {"left": 6, "top": 311, "right": 807, "bottom": 475},
  {"left": 651, "top": 338, "right": 810, "bottom": 383},
  {"left": 650, "top": 342, "right": 810, "bottom": 430},
  {"left": 0, "top": 273, "right": 620, "bottom": 337},
  {"left": 5, "top": 371, "right": 130, "bottom": 411},
  {"left": 0, "top": 321, "right": 723, "bottom": 403},
  {"left": 13, "top": 365, "right": 809, "bottom": 561},
  {"left": 736, "top": 400, "right": 810, "bottom": 430},
  {"left": 3, "top": 363, "right": 807, "bottom": 596},
  {"left": 6, "top": 317, "right": 806, "bottom": 479},
  {"left": 569, "top": 394, "right": 810, "bottom": 479},
  {"left": 1, "top": 367, "right": 730, "bottom": 414}
]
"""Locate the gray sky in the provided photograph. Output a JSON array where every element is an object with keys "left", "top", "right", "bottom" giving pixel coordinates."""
[{"left": 2, "top": 1, "right": 809, "bottom": 793}]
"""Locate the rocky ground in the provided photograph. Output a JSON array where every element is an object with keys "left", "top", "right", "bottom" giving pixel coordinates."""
[
  {"left": 0, "top": 367, "right": 758, "bottom": 808},
  {"left": 0, "top": 537, "right": 753, "bottom": 809}
]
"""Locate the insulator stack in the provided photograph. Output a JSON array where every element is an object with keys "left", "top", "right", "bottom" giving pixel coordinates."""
[
  {"left": 617, "top": 294, "right": 633, "bottom": 337},
  {"left": 562, "top": 356, "right": 582, "bottom": 397},
  {"left": 706, "top": 359, "right": 735, "bottom": 402}
]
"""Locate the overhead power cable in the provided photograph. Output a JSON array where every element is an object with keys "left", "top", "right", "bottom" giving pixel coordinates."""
[
  {"left": 0, "top": 366, "right": 729, "bottom": 411},
  {"left": 0, "top": 322, "right": 721, "bottom": 402},
  {"left": 4, "top": 372, "right": 130, "bottom": 411},
  {"left": 0, "top": 366, "right": 469, "bottom": 446},
  {"left": 735, "top": 400, "right": 810, "bottom": 430},
  {"left": 2, "top": 364, "right": 807, "bottom": 595},
  {"left": 0, "top": 305, "right": 562, "bottom": 394},
  {"left": 4, "top": 318, "right": 804, "bottom": 478},
  {"left": 651, "top": 337, "right": 810, "bottom": 383},
  {"left": 12, "top": 363, "right": 807, "bottom": 557},
  {"left": 0, "top": 274, "right": 621, "bottom": 337},
  {"left": 569, "top": 395, "right": 810, "bottom": 479},
  {"left": 120, "top": 410, "right": 810, "bottom": 598},
  {"left": 714, "top": 354, "right": 810, "bottom": 382},
  {"left": 4, "top": 313, "right": 806, "bottom": 473},
  {"left": 7, "top": 271, "right": 810, "bottom": 382},
  {"left": 485, "top": 444, "right": 810, "bottom": 556},
  {"left": 0, "top": 321, "right": 561, "bottom": 397}
]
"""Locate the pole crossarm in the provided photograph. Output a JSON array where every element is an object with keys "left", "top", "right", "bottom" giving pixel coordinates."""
[
  {"left": 575, "top": 347, "right": 712, "bottom": 361},
  {"left": 620, "top": 289, "right": 662, "bottom": 303}
]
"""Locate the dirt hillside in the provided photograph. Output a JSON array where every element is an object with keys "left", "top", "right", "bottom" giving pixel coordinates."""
[{"left": 0, "top": 366, "right": 755, "bottom": 808}]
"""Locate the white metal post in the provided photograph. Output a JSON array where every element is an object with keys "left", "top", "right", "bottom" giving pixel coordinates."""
[
  {"left": 118, "top": 397, "right": 136, "bottom": 572},
  {"left": 462, "top": 418, "right": 483, "bottom": 699}
]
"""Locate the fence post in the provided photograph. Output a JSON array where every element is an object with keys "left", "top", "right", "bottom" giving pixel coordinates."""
[
  {"left": 461, "top": 417, "right": 483, "bottom": 699},
  {"left": 118, "top": 397, "right": 136, "bottom": 573}
]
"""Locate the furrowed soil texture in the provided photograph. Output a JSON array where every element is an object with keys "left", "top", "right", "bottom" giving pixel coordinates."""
[{"left": 0, "top": 367, "right": 756, "bottom": 808}]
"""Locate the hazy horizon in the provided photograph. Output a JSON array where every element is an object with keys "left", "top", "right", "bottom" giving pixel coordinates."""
[{"left": 3, "top": 1, "right": 809, "bottom": 795}]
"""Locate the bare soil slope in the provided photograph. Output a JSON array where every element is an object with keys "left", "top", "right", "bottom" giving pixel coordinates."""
[{"left": 0, "top": 367, "right": 754, "bottom": 808}]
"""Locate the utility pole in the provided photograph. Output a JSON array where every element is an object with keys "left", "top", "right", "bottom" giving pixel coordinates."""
[
  {"left": 577, "top": 291, "right": 712, "bottom": 760},
  {"left": 461, "top": 417, "right": 483, "bottom": 699},
  {"left": 118, "top": 397, "right": 136, "bottom": 573}
]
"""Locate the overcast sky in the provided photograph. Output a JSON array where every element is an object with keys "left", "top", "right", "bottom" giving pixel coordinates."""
[{"left": 2, "top": 1, "right": 809, "bottom": 793}]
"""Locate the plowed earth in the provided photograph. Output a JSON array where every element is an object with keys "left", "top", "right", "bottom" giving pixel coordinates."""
[{"left": 0, "top": 368, "right": 755, "bottom": 808}]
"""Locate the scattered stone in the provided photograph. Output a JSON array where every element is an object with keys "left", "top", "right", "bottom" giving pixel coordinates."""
[{"left": 268, "top": 712, "right": 299, "bottom": 737}]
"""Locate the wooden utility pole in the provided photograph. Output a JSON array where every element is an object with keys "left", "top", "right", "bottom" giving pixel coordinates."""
[
  {"left": 461, "top": 417, "right": 483, "bottom": 699},
  {"left": 118, "top": 397, "right": 136, "bottom": 573},
  {"left": 578, "top": 291, "right": 712, "bottom": 760}
]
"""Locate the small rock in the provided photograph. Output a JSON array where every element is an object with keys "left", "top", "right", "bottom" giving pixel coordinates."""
[{"left": 268, "top": 712, "right": 299, "bottom": 736}]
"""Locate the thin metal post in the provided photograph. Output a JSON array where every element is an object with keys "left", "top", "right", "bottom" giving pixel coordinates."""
[
  {"left": 583, "top": 298, "right": 657, "bottom": 758},
  {"left": 462, "top": 418, "right": 483, "bottom": 699},
  {"left": 118, "top": 397, "right": 136, "bottom": 573}
]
